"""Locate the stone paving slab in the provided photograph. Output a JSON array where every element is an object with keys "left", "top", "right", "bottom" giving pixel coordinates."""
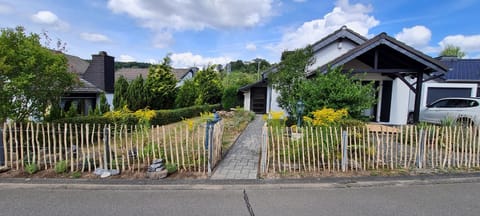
[{"left": 211, "top": 115, "right": 264, "bottom": 180}]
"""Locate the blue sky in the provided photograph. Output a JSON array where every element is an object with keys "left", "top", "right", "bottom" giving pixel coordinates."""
[{"left": 1, "top": 0, "right": 479, "bottom": 68}]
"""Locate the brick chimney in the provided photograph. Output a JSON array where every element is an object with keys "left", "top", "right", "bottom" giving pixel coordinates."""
[{"left": 83, "top": 51, "right": 115, "bottom": 93}]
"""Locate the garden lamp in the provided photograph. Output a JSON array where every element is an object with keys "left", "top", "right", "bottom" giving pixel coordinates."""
[{"left": 296, "top": 100, "right": 305, "bottom": 127}]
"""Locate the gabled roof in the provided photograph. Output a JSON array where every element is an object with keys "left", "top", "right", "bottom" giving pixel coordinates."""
[
  {"left": 440, "top": 58, "right": 480, "bottom": 81},
  {"left": 311, "top": 26, "right": 367, "bottom": 52},
  {"left": 69, "top": 77, "right": 103, "bottom": 93},
  {"left": 310, "top": 32, "right": 448, "bottom": 77},
  {"left": 64, "top": 53, "right": 90, "bottom": 75},
  {"left": 115, "top": 68, "right": 148, "bottom": 81}
]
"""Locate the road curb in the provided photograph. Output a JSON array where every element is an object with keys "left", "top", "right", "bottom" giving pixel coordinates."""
[{"left": 1, "top": 175, "right": 480, "bottom": 191}]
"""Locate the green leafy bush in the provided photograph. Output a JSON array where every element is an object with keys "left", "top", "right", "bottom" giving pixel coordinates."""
[
  {"left": 51, "top": 104, "right": 221, "bottom": 126},
  {"left": 71, "top": 171, "right": 82, "bottom": 178},
  {"left": 166, "top": 163, "right": 177, "bottom": 174},
  {"left": 55, "top": 160, "right": 68, "bottom": 174},
  {"left": 25, "top": 163, "right": 39, "bottom": 174}
]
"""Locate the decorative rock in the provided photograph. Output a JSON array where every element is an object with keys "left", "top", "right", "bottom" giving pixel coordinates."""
[
  {"left": 0, "top": 166, "right": 10, "bottom": 173},
  {"left": 94, "top": 168, "right": 120, "bottom": 177},
  {"left": 155, "top": 167, "right": 165, "bottom": 172},
  {"left": 152, "top": 159, "right": 164, "bottom": 164},
  {"left": 100, "top": 172, "right": 111, "bottom": 178},
  {"left": 149, "top": 163, "right": 164, "bottom": 170},
  {"left": 146, "top": 169, "right": 168, "bottom": 179}
]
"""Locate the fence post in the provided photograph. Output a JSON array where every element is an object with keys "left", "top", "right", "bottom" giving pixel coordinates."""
[
  {"left": 206, "top": 121, "right": 213, "bottom": 176},
  {"left": 103, "top": 127, "right": 110, "bottom": 169},
  {"left": 260, "top": 125, "right": 267, "bottom": 174},
  {"left": 342, "top": 130, "right": 348, "bottom": 172},
  {"left": 417, "top": 129, "right": 425, "bottom": 169},
  {"left": 0, "top": 128, "right": 4, "bottom": 166}
]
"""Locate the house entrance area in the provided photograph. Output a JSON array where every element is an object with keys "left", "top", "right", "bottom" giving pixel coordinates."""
[{"left": 250, "top": 87, "right": 267, "bottom": 114}]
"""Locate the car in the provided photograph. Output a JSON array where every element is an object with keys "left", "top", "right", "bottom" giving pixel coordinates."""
[{"left": 417, "top": 97, "right": 480, "bottom": 126}]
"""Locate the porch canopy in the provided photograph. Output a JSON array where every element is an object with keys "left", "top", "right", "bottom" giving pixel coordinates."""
[{"left": 308, "top": 33, "right": 448, "bottom": 123}]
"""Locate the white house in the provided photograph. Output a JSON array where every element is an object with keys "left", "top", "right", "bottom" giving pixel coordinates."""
[{"left": 240, "top": 26, "right": 476, "bottom": 125}]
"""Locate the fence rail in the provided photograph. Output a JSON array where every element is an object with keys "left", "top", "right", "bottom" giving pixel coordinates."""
[
  {"left": 261, "top": 125, "right": 480, "bottom": 174},
  {"left": 1, "top": 121, "right": 224, "bottom": 174}
]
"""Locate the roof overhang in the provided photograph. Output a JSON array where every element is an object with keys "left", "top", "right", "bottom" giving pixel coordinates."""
[{"left": 308, "top": 33, "right": 448, "bottom": 78}]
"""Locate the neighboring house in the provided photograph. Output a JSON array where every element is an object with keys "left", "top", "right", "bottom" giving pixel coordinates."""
[
  {"left": 63, "top": 51, "right": 115, "bottom": 115},
  {"left": 115, "top": 67, "right": 198, "bottom": 87},
  {"left": 240, "top": 26, "right": 476, "bottom": 125}
]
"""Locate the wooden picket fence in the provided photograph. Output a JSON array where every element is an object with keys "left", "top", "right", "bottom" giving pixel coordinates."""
[
  {"left": 1, "top": 121, "right": 224, "bottom": 173},
  {"left": 261, "top": 125, "right": 480, "bottom": 174}
]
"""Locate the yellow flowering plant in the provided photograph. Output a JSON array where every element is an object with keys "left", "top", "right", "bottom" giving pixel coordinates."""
[
  {"left": 303, "top": 107, "right": 348, "bottom": 127},
  {"left": 266, "top": 111, "right": 287, "bottom": 128}
]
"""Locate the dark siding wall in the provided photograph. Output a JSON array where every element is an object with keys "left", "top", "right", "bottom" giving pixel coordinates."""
[
  {"left": 83, "top": 51, "right": 115, "bottom": 93},
  {"left": 426, "top": 87, "right": 472, "bottom": 105}
]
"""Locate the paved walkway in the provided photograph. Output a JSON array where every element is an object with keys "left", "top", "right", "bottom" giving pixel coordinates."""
[{"left": 211, "top": 115, "right": 264, "bottom": 179}]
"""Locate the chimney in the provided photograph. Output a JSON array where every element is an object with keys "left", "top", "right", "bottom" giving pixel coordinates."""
[{"left": 83, "top": 51, "right": 115, "bottom": 93}]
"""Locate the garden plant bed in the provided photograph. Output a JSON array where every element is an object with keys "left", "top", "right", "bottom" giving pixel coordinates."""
[{"left": 0, "top": 109, "right": 254, "bottom": 180}]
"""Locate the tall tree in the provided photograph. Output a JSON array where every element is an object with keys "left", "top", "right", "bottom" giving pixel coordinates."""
[
  {"left": 98, "top": 92, "right": 110, "bottom": 114},
  {"left": 268, "top": 46, "right": 314, "bottom": 116},
  {"left": 300, "top": 67, "right": 376, "bottom": 119},
  {"left": 440, "top": 44, "right": 466, "bottom": 58},
  {"left": 126, "top": 75, "right": 147, "bottom": 110},
  {"left": 175, "top": 79, "right": 198, "bottom": 108},
  {"left": 0, "top": 26, "right": 76, "bottom": 122},
  {"left": 194, "top": 66, "right": 223, "bottom": 105},
  {"left": 221, "top": 71, "right": 256, "bottom": 109},
  {"left": 113, "top": 76, "right": 129, "bottom": 110},
  {"left": 145, "top": 56, "right": 177, "bottom": 109}
]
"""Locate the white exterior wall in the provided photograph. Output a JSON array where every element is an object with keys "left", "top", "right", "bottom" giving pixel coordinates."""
[
  {"left": 176, "top": 72, "right": 193, "bottom": 87},
  {"left": 389, "top": 78, "right": 410, "bottom": 125},
  {"left": 309, "top": 40, "right": 358, "bottom": 71},
  {"left": 266, "top": 86, "right": 283, "bottom": 113},
  {"left": 243, "top": 91, "right": 251, "bottom": 111}
]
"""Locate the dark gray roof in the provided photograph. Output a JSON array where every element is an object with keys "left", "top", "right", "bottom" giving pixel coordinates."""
[
  {"left": 441, "top": 58, "right": 480, "bottom": 81},
  {"left": 115, "top": 68, "right": 148, "bottom": 81},
  {"left": 69, "top": 77, "right": 103, "bottom": 93},
  {"left": 311, "top": 26, "right": 367, "bottom": 52},
  {"left": 310, "top": 32, "right": 448, "bottom": 77},
  {"left": 64, "top": 53, "right": 90, "bottom": 75}
]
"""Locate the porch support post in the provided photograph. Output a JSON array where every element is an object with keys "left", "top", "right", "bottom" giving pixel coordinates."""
[{"left": 413, "top": 71, "right": 424, "bottom": 123}]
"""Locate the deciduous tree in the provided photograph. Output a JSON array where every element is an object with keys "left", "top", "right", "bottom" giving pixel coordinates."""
[
  {"left": 0, "top": 26, "right": 76, "bottom": 122},
  {"left": 145, "top": 56, "right": 177, "bottom": 109},
  {"left": 440, "top": 44, "right": 466, "bottom": 58}
]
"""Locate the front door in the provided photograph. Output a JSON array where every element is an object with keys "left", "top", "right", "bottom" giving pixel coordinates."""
[
  {"left": 250, "top": 87, "right": 267, "bottom": 114},
  {"left": 380, "top": 80, "right": 392, "bottom": 122}
]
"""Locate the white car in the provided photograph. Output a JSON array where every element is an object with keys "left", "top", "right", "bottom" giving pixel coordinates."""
[{"left": 419, "top": 97, "right": 480, "bottom": 126}]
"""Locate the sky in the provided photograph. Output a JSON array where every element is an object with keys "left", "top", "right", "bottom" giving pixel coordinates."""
[{"left": 0, "top": 0, "right": 479, "bottom": 68}]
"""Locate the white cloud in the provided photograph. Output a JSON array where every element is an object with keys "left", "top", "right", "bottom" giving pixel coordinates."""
[
  {"left": 118, "top": 54, "right": 136, "bottom": 62},
  {"left": 439, "top": 34, "right": 480, "bottom": 53},
  {"left": 246, "top": 43, "right": 257, "bottom": 51},
  {"left": 269, "top": 0, "right": 379, "bottom": 53},
  {"left": 31, "top": 10, "right": 69, "bottom": 30},
  {"left": 107, "top": 0, "right": 274, "bottom": 47},
  {"left": 80, "top": 32, "right": 111, "bottom": 43},
  {"left": 395, "top": 25, "right": 431, "bottom": 48},
  {"left": 0, "top": 3, "right": 13, "bottom": 14},
  {"left": 170, "top": 52, "right": 232, "bottom": 68}
]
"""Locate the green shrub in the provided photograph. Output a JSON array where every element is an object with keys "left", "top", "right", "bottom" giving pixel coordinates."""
[
  {"left": 51, "top": 104, "right": 221, "bottom": 126},
  {"left": 25, "top": 163, "right": 39, "bottom": 174},
  {"left": 338, "top": 118, "right": 367, "bottom": 128},
  {"left": 166, "top": 163, "right": 177, "bottom": 174},
  {"left": 71, "top": 171, "right": 82, "bottom": 178},
  {"left": 55, "top": 160, "right": 68, "bottom": 174}
]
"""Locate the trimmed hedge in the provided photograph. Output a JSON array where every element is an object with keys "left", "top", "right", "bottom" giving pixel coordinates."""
[{"left": 52, "top": 104, "right": 221, "bottom": 126}]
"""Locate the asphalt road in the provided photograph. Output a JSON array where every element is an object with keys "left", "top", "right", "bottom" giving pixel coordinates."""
[{"left": 1, "top": 182, "right": 479, "bottom": 216}]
